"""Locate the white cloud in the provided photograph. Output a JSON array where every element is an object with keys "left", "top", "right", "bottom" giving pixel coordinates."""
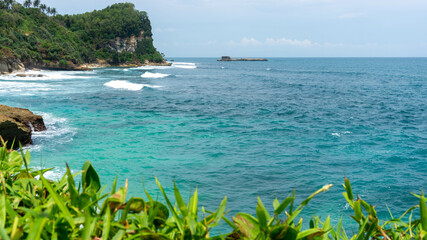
[
  {"left": 265, "top": 37, "right": 319, "bottom": 47},
  {"left": 226, "top": 37, "right": 320, "bottom": 47},
  {"left": 227, "top": 37, "right": 262, "bottom": 46}
]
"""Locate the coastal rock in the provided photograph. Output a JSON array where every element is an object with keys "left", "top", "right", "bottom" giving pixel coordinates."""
[
  {"left": 15, "top": 73, "right": 45, "bottom": 77},
  {"left": 0, "top": 115, "right": 32, "bottom": 148},
  {"left": 107, "top": 31, "right": 145, "bottom": 53},
  {"left": 0, "top": 48, "right": 25, "bottom": 74},
  {"left": 0, "top": 105, "right": 47, "bottom": 149}
]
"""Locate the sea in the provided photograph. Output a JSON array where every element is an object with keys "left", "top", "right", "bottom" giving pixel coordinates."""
[{"left": 1, "top": 58, "right": 426, "bottom": 232}]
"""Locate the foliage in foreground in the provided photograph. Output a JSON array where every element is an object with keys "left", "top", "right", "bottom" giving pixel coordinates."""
[{"left": 0, "top": 141, "right": 426, "bottom": 239}]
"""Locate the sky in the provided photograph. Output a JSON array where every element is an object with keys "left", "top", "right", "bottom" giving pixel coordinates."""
[{"left": 25, "top": 0, "right": 427, "bottom": 57}]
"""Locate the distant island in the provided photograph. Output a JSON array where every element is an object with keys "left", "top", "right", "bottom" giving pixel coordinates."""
[
  {"left": 217, "top": 56, "right": 268, "bottom": 61},
  {"left": 0, "top": 1, "right": 168, "bottom": 74}
]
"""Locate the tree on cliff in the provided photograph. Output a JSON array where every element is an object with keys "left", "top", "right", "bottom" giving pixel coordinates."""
[
  {"left": 0, "top": 0, "right": 13, "bottom": 10},
  {"left": 23, "top": 0, "right": 32, "bottom": 8},
  {"left": 33, "top": 0, "right": 39, "bottom": 8},
  {"left": 39, "top": 3, "right": 46, "bottom": 13}
]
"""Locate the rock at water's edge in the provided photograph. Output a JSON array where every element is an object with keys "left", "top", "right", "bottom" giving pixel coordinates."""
[
  {"left": 0, "top": 48, "right": 25, "bottom": 74},
  {"left": 0, "top": 116, "right": 32, "bottom": 148},
  {"left": 0, "top": 105, "right": 46, "bottom": 149}
]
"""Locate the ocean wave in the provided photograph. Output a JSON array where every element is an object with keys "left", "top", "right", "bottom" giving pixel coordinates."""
[
  {"left": 140, "top": 72, "right": 170, "bottom": 79},
  {"left": 0, "top": 70, "right": 91, "bottom": 81},
  {"left": 32, "top": 167, "right": 67, "bottom": 181},
  {"left": 131, "top": 65, "right": 172, "bottom": 70},
  {"left": 0, "top": 81, "right": 52, "bottom": 92},
  {"left": 172, "top": 62, "right": 197, "bottom": 69},
  {"left": 104, "top": 80, "right": 162, "bottom": 91},
  {"left": 30, "top": 112, "right": 77, "bottom": 152},
  {"left": 105, "top": 80, "right": 144, "bottom": 91}
]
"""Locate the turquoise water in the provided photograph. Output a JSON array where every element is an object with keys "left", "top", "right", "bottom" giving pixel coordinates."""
[{"left": 1, "top": 58, "right": 426, "bottom": 230}]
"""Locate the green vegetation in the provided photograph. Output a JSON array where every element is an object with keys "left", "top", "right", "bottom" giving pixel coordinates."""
[
  {"left": 0, "top": 1, "right": 164, "bottom": 69},
  {"left": 0, "top": 139, "right": 425, "bottom": 239}
]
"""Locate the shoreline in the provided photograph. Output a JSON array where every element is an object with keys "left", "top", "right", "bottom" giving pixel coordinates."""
[{"left": 0, "top": 61, "right": 172, "bottom": 75}]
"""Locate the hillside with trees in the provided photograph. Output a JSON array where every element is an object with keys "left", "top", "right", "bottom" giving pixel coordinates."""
[{"left": 0, "top": 1, "right": 165, "bottom": 71}]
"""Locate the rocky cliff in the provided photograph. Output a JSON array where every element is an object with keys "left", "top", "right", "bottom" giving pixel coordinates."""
[
  {"left": 0, "top": 48, "right": 25, "bottom": 74},
  {"left": 0, "top": 105, "right": 46, "bottom": 149},
  {"left": 107, "top": 32, "right": 144, "bottom": 53}
]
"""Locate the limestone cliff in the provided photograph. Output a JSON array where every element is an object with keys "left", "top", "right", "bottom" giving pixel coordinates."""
[
  {"left": 0, "top": 48, "right": 25, "bottom": 74},
  {"left": 107, "top": 32, "right": 144, "bottom": 53}
]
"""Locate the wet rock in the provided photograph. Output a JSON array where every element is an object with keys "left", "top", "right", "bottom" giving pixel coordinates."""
[{"left": 0, "top": 105, "right": 46, "bottom": 149}]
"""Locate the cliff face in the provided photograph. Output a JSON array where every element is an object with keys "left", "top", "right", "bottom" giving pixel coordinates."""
[
  {"left": 0, "top": 48, "right": 25, "bottom": 74},
  {"left": 107, "top": 32, "right": 144, "bottom": 53}
]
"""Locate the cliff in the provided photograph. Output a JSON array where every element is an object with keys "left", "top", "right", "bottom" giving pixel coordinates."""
[
  {"left": 0, "top": 105, "right": 46, "bottom": 149},
  {"left": 0, "top": 2, "right": 166, "bottom": 72},
  {"left": 0, "top": 48, "right": 25, "bottom": 74}
]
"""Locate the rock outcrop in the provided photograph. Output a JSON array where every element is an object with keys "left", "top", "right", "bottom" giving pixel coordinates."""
[
  {"left": 107, "top": 31, "right": 145, "bottom": 53},
  {"left": 0, "top": 48, "right": 25, "bottom": 74},
  {"left": 0, "top": 105, "right": 46, "bottom": 149}
]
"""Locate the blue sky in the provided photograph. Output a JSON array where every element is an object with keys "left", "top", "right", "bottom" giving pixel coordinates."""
[{"left": 29, "top": 0, "right": 427, "bottom": 57}]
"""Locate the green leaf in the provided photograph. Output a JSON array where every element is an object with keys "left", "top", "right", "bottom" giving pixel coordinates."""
[
  {"left": 78, "top": 193, "right": 92, "bottom": 210},
  {"left": 300, "top": 184, "right": 333, "bottom": 207},
  {"left": 27, "top": 217, "right": 48, "bottom": 240},
  {"left": 0, "top": 195, "right": 5, "bottom": 228},
  {"left": 0, "top": 225, "right": 10, "bottom": 240},
  {"left": 344, "top": 177, "right": 353, "bottom": 201},
  {"left": 82, "top": 211, "right": 96, "bottom": 240},
  {"left": 129, "top": 197, "right": 145, "bottom": 213},
  {"left": 188, "top": 188, "right": 198, "bottom": 218},
  {"left": 274, "top": 195, "right": 294, "bottom": 215},
  {"left": 40, "top": 175, "right": 75, "bottom": 228},
  {"left": 270, "top": 226, "right": 298, "bottom": 240},
  {"left": 112, "top": 230, "right": 125, "bottom": 240},
  {"left": 363, "top": 217, "right": 378, "bottom": 240},
  {"left": 297, "top": 228, "right": 324, "bottom": 239},
  {"left": 353, "top": 200, "right": 363, "bottom": 222},
  {"left": 102, "top": 208, "right": 111, "bottom": 240},
  {"left": 155, "top": 177, "right": 184, "bottom": 233},
  {"left": 213, "top": 196, "right": 227, "bottom": 225},
  {"left": 256, "top": 197, "right": 269, "bottom": 232},
  {"left": 233, "top": 213, "right": 260, "bottom": 239},
  {"left": 173, "top": 181, "right": 187, "bottom": 217},
  {"left": 82, "top": 161, "right": 101, "bottom": 193},
  {"left": 273, "top": 198, "right": 280, "bottom": 210},
  {"left": 420, "top": 191, "right": 427, "bottom": 236},
  {"left": 65, "top": 163, "right": 79, "bottom": 207}
]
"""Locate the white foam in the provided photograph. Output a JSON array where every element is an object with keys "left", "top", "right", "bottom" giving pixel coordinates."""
[
  {"left": 331, "top": 133, "right": 341, "bottom": 137},
  {"left": 0, "top": 70, "right": 90, "bottom": 81},
  {"left": 32, "top": 167, "right": 67, "bottom": 181},
  {"left": 0, "top": 81, "right": 52, "bottom": 92},
  {"left": 140, "top": 72, "right": 170, "bottom": 79},
  {"left": 266, "top": 68, "right": 271, "bottom": 71},
  {"left": 29, "top": 112, "right": 77, "bottom": 152},
  {"left": 131, "top": 66, "right": 171, "bottom": 70},
  {"left": 105, "top": 80, "right": 144, "bottom": 91},
  {"left": 104, "top": 80, "right": 162, "bottom": 91},
  {"left": 172, "top": 62, "right": 197, "bottom": 69}
]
